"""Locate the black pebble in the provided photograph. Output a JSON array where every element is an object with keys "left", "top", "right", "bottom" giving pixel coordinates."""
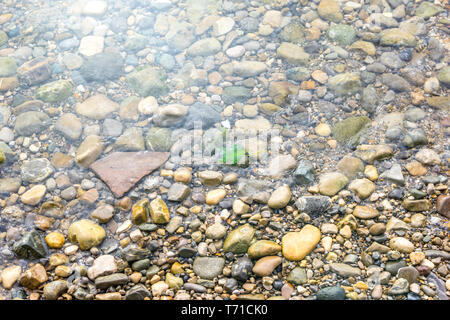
[{"left": 399, "top": 48, "right": 413, "bottom": 61}]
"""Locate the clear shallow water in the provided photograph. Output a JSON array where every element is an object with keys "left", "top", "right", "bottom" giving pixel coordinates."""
[{"left": 0, "top": 0, "right": 449, "bottom": 300}]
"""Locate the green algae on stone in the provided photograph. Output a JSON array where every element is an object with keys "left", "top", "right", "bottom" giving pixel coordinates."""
[
  {"left": 149, "top": 198, "right": 171, "bottom": 224},
  {"left": 145, "top": 127, "right": 174, "bottom": 152},
  {"left": 328, "top": 72, "right": 361, "bottom": 96},
  {"left": 327, "top": 24, "right": 356, "bottom": 46},
  {"left": 0, "top": 150, "right": 5, "bottom": 165},
  {"left": 126, "top": 66, "right": 169, "bottom": 97},
  {"left": 438, "top": 66, "right": 450, "bottom": 86},
  {"left": 415, "top": 2, "right": 444, "bottom": 19},
  {"left": 268, "top": 81, "right": 299, "bottom": 105},
  {"left": 277, "top": 42, "right": 310, "bottom": 65},
  {"left": 0, "top": 57, "right": 17, "bottom": 77},
  {"left": 35, "top": 80, "right": 72, "bottom": 103},
  {"left": 279, "top": 21, "right": 305, "bottom": 43},
  {"left": 286, "top": 67, "right": 311, "bottom": 81},
  {"left": 0, "top": 31, "right": 8, "bottom": 46},
  {"left": 223, "top": 223, "right": 256, "bottom": 254},
  {"left": 379, "top": 28, "right": 417, "bottom": 47},
  {"left": 222, "top": 86, "right": 251, "bottom": 104},
  {"left": 187, "top": 38, "right": 221, "bottom": 56},
  {"left": 332, "top": 116, "right": 371, "bottom": 143}
]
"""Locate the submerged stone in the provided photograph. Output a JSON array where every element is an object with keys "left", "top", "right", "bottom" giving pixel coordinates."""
[
  {"left": 68, "top": 219, "right": 106, "bottom": 250},
  {"left": 14, "top": 111, "right": 50, "bottom": 136},
  {"left": 328, "top": 73, "right": 361, "bottom": 96},
  {"left": 293, "top": 160, "right": 315, "bottom": 185},
  {"left": 126, "top": 67, "right": 169, "bottom": 97},
  {"left": 327, "top": 24, "right": 356, "bottom": 45},
  {"left": 145, "top": 127, "right": 173, "bottom": 152},
  {"left": 13, "top": 230, "right": 48, "bottom": 259},
  {"left": 80, "top": 52, "right": 124, "bottom": 82},
  {"left": 332, "top": 116, "right": 371, "bottom": 144},
  {"left": 90, "top": 151, "right": 169, "bottom": 198},
  {"left": 21, "top": 158, "right": 54, "bottom": 183},
  {"left": 35, "top": 80, "right": 72, "bottom": 103},
  {"left": 0, "top": 57, "right": 17, "bottom": 77}
]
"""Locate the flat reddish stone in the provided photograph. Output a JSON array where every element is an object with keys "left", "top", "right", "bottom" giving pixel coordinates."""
[
  {"left": 90, "top": 151, "right": 169, "bottom": 198},
  {"left": 281, "top": 283, "right": 294, "bottom": 299}
]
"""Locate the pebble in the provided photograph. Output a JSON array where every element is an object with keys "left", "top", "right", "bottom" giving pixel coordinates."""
[
  {"left": 390, "top": 237, "right": 414, "bottom": 253},
  {"left": 68, "top": 219, "right": 106, "bottom": 250},
  {"left": 43, "top": 280, "right": 68, "bottom": 300},
  {"left": 248, "top": 240, "right": 281, "bottom": 259},
  {"left": 1, "top": 266, "right": 21, "bottom": 290},
  {"left": 206, "top": 189, "right": 227, "bottom": 205},
  {"left": 223, "top": 224, "right": 256, "bottom": 254},
  {"left": 44, "top": 232, "right": 65, "bottom": 249},
  {"left": 87, "top": 255, "right": 117, "bottom": 280},
  {"left": 252, "top": 256, "right": 282, "bottom": 277},
  {"left": 193, "top": 257, "right": 225, "bottom": 280},
  {"left": 316, "top": 286, "right": 346, "bottom": 300},
  {"left": 268, "top": 185, "right": 291, "bottom": 209},
  {"left": 18, "top": 264, "right": 48, "bottom": 289},
  {"left": 20, "top": 185, "right": 46, "bottom": 205},
  {"left": 282, "top": 225, "right": 321, "bottom": 261}
]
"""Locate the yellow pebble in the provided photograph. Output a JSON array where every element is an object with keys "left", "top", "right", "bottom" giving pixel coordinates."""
[
  {"left": 364, "top": 165, "right": 378, "bottom": 181},
  {"left": 176, "top": 227, "right": 184, "bottom": 234},
  {"left": 341, "top": 285, "right": 353, "bottom": 292},
  {"left": 190, "top": 206, "right": 202, "bottom": 214},
  {"left": 326, "top": 252, "right": 338, "bottom": 262},
  {"left": 45, "top": 232, "right": 65, "bottom": 249},
  {"left": 206, "top": 189, "right": 226, "bottom": 205},
  {"left": 130, "top": 272, "right": 142, "bottom": 284},
  {"left": 160, "top": 169, "right": 173, "bottom": 177},
  {"left": 171, "top": 262, "right": 184, "bottom": 275},
  {"left": 346, "top": 292, "right": 359, "bottom": 300},
  {"left": 55, "top": 265, "right": 73, "bottom": 278},
  {"left": 120, "top": 237, "right": 130, "bottom": 248},
  {"left": 355, "top": 281, "right": 368, "bottom": 290}
]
